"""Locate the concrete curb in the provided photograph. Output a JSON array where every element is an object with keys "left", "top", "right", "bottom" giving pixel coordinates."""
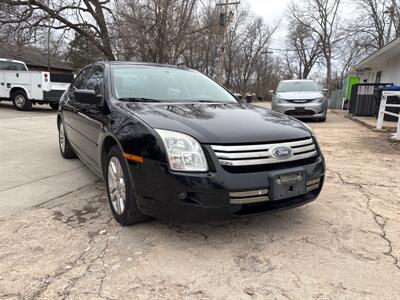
[{"left": 343, "top": 114, "right": 396, "bottom": 133}]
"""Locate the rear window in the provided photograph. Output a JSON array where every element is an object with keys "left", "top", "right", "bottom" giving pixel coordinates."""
[{"left": 0, "top": 61, "right": 27, "bottom": 71}]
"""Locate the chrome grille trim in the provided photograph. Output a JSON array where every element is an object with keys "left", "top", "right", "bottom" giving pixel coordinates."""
[
  {"left": 218, "top": 151, "right": 317, "bottom": 166},
  {"left": 211, "top": 138, "right": 313, "bottom": 152},
  {"left": 293, "top": 144, "right": 315, "bottom": 154},
  {"left": 230, "top": 195, "right": 269, "bottom": 204},
  {"left": 215, "top": 151, "right": 270, "bottom": 159},
  {"left": 211, "top": 138, "right": 317, "bottom": 166},
  {"left": 306, "top": 183, "right": 320, "bottom": 192},
  {"left": 307, "top": 178, "right": 321, "bottom": 186},
  {"left": 230, "top": 189, "right": 269, "bottom": 198},
  {"left": 306, "top": 177, "right": 321, "bottom": 192}
]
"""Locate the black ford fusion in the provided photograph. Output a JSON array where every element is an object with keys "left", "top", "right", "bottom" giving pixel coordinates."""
[{"left": 57, "top": 62, "right": 325, "bottom": 225}]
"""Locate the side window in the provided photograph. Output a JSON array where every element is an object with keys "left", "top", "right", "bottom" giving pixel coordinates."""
[
  {"left": 0, "top": 61, "right": 27, "bottom": 71},
  {"left": 84, "top": 65, "right": 104, "bottom": 93},
  {"left": 15, "top": 63, "right": 27, "bottom": 71},
  {"left": 72, "top": 68, "right": 91, "bottom": 90}
]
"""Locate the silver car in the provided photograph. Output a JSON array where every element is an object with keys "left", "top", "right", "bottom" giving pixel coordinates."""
[{"left": 271, "top": 80, "right": 328, "bottom": 122}]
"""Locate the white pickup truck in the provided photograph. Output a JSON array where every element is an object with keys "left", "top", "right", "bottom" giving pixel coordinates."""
[{"left": 0, "top": 58, "right": 73, "bottom": 111}]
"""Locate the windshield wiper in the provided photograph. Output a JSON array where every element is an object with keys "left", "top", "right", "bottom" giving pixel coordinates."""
[
  {"left": 118, "top": 97, "right": 162, "bottom": 102},
  {"left": 196, "top": 100, "right": 232, "bottom": 103}
]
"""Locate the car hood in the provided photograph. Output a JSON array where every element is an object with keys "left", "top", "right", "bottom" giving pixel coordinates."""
[
  {"left": 276, "top": 91, "right": 323, "bottom": 100},
  {"left": 122, "top": 102, "right": 312, "bottom": 144}
]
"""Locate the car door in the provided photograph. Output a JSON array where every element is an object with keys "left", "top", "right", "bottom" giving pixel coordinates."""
[
  {"left": 62, "top": 67, "right": 92, "bottom": 154},
  {"left": 72, "top": 64, "right": 105, "bottom": 171}
]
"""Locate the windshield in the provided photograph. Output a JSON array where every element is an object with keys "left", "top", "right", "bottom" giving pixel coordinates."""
[
  {"left": 277, "top": 81, "right": 321, "bottom": 92},
  {"left": 111, "top": 65, "right": 237, "bottom": 103}
]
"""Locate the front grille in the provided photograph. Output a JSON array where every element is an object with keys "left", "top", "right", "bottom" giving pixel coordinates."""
[
  {"left": 211, "top": 137, "right": 317, "bottom": 167},
  {"left": 287, "top": 99, "right": 313, "bottom": 103},
  {"left": 286, "top": 109, "right": 315, "bottom": 116}
]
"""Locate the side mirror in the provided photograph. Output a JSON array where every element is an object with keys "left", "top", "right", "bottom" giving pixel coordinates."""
[
  {"left": 74, "top": 89, "right": 102, "bottom": 105},
  {"left": 268, "top": 90, "right": 274, "bottom": 94},
  {"left": 323, "top": 88, "right": 329, "bottom": 94}
]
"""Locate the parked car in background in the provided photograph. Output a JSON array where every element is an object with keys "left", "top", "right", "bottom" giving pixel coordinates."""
[
  {"left": 271, "top": 79, "right": 328, "bottom": 122},
  {"left": 0, "top": 58, "right": 73, "bottom": 111},
  {"left": 57, "top": 62, "right": 325, "bottom": 225}
]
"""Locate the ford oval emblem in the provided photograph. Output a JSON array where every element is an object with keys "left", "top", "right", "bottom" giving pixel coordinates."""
[{"left": 271, "top": 146, "right": 293, "bottom": 160}]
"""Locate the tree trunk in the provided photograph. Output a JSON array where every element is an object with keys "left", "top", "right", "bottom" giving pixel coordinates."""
[{"left": 325, "top": 52, "right": 332, "bottom": 97}]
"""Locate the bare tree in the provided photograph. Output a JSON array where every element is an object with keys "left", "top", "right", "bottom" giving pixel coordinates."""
[
  {"left": 337, "top": 37, "right": 368, "bottom": 81},
  {"left": 114, "top": 0, "right": 203, "bottom": 64},
  {"left": 290, "top": 0, "right": 341, "bottom": 92},
  {"left": 286, "top": 12, "right": 323, "bottom": 79},
  {"left": 229, "top": 17, "right": 277, "bottom": 94},
  {"left": 0, "top": 0, "right": 116, "bottom": 60},
  {"left": 355, "top": 0, "right": 391, "bottom": 49}
]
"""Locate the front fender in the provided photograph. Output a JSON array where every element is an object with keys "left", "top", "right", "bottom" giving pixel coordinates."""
[{"left": 98, "top": 106, "right": 168, "bottom": 175}]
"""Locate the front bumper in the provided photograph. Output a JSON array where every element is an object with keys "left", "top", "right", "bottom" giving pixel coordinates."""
[
  {"left": 129, "top": 150, "right": 325, "bottom": 223},
  {"left": 272, "top": 100, "right": 327, "bottom": 119}
]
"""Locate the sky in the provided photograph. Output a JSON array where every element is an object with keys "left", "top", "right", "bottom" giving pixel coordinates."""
[
  {"left": 247, "top": 0, "right": 290, "bottom": 22},
  {"left": 246, "top": 0, "right": 291, "bottom": 49}
]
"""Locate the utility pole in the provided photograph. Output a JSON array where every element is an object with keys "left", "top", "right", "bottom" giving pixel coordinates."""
[
  {"left": 216, "top": 0, "right": 239, "bottom": 85},
  {"left": 47, "top": 0, "right": 51, "bottom": 72}
]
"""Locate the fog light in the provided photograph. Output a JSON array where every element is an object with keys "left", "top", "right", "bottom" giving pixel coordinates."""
[{"left": 178, "top": 192, "right": 187, "bottom": 200}]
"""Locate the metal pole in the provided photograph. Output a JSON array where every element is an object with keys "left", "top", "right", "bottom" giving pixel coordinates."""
[
  {"left": 218, "top": 0, "right": 229, "bottom": 85},
  {"left": 47, "top": 0, "right": 51, "bottom": 72}
]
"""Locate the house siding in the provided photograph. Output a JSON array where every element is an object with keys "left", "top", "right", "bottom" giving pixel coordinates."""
[
  {"left": 380, "top": 53, "right": 400, "bottom": 85},
  {"left": 359, "top": 52, "right": 400, "bottom": 85}
]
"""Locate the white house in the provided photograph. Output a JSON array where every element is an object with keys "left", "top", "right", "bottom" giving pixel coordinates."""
[{"left": 352, "top": 37, "right": 400, "bottom": 85}]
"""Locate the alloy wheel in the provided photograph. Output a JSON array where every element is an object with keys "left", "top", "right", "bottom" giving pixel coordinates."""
[
  {"left": 59, "top": 122, "right": 66, "bottom": 153},
  {"left": 107, "top": 157, "right": 126, "bottom": 215}
]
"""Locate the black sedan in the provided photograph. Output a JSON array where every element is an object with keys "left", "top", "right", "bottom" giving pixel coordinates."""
[{"left": 58, "top": 62, "right": 325, "bottom": 225}]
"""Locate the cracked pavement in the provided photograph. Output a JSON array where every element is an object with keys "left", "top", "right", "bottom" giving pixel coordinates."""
[{"left": 0, "top": 103, "right": 400, "bottom": 299}]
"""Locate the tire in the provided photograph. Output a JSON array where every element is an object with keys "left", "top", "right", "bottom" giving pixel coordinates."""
[
  {"left": 105, "top": 145, "right": 147, "bottom": 226},
  {"left": 12, "top": 91, "right": 32, "bottom": 111},
  {"left": 58, "top": 120, "right": 77, "bottom": 159},
  {"left": 49, "top": 102, "right": 59, "bottom": 110},
  {"left": 320, "top": 117, "right": 327, "bottom": 122}
]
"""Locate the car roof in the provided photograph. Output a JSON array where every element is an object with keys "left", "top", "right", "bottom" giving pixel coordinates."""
[
  {"left": 102, "top": 61, "right": 192, "bottom": 71},
  {"left": 0, "top": 58, "right": 26, "bottom": 65},
  {"left": 280, "top": 79, "right": 315, "bottom": 83}
]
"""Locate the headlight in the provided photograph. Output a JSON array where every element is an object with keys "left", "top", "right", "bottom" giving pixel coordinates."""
[
  {"left": 274, "top": 96, "right": 285, "bottom": 104},
  {"left": 155, "top": 129, "right": 208, "bottom": 172},
  {"left": 312, "top": 97, "right": 324, "bottom": 103}
]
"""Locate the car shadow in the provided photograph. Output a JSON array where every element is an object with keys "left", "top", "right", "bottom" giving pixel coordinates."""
[
  {"left": 0, "top": 101, "right": 55, "bottom": 114},
  {"left": 133, "top": 205, "right": 313, "bottom": 245}
]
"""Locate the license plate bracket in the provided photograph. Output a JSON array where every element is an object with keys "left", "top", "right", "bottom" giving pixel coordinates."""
[
  {"left": 271, "top": 171, "right": 306, "bottom": 201},
  {"left": 295, "top": 106, "right": 306, "bottom": 112}
]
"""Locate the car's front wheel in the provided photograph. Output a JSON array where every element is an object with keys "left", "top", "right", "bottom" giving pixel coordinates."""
[{"left": 105, "top": 146, "right": 147, "bottom": 225}]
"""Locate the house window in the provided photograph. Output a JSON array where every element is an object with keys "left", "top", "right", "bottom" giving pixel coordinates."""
[{"left": 375, "top": 71, "right": 382, "bottom": 83}]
